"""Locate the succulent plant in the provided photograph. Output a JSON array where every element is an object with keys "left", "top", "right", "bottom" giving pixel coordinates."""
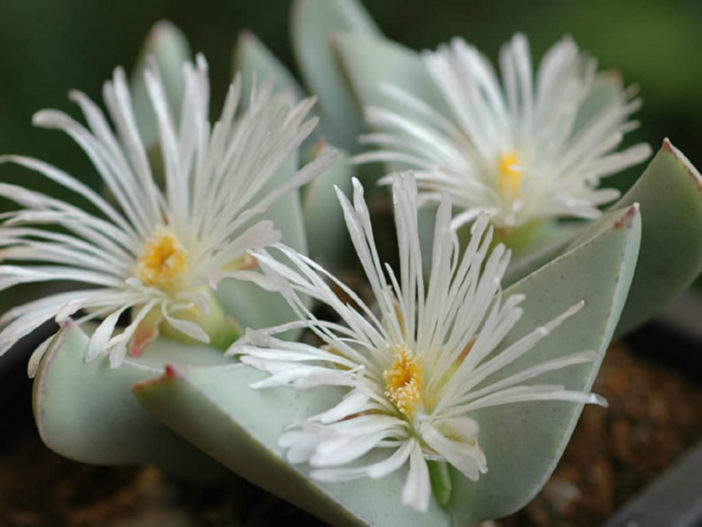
[
  {"left": 2, "top": 2, "right": 701, "bottom": 526},
  {"left": 41, "top": 175, "right": 642, "bottom": 524}
]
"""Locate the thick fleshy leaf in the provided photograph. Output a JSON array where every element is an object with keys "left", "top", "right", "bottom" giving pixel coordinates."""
[
  {"left": 449, "top": 204, "right": 641, "bottom": 524},
  {"left": 333, "top": 31, "right": 452, "bottom": 201},
  {"left": 609, "top": 139, "right": 702, "bottom": 335},
  {"left": 216, "top": 278, "right": 302, "bottom": 338},
  {"left": 33, "top": 321, "right": 231, "bottom": 482},
  {"left": 503, "top": 222, "right": 584, "bottom": 286},
  {"left": 334, "top": 32, "right": 451, "bottom": 122},
  {"left": 234, "top": 30, "right": 302, "bottom": 105},
  {"left": 302, "top": 145, "right": 354, "bottom": 270},
  {"left": 503, "top": 140, "right": 702, "bottom": 338},
  {"left": 134, "top": 364, "right": 450, "bottom": 527},
  {"left": 291, "top": 0, "right": 380, "bottom": 150},
  {"left": 135, "top": 206, "right": 640, "bottom": 525},
  {"left": 131, "top": 21, "right": 192, "bottom": 146}
]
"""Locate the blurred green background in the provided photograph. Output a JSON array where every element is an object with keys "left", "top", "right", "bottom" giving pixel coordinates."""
[{"left": 0, "top": 0, "right": 700, "bottom": 213}]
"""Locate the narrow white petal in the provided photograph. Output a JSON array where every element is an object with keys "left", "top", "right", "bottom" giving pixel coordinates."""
[
  {"left": 419, "top": 421, "right": 486, "bottom": 481},
  {"left": 402, "top": 442, "right": 432, "bottom": 512}
]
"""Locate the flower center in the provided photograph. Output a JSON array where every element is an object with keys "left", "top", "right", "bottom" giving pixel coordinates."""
[
  {"left": 497, "top": 151, "right": 523, "bottom": 201},
  {"left": 137, "top": 227, "right": 187, "bottom": 291},
  {"left": 383, "top": 346, "right": 423, "bottom": 417}
]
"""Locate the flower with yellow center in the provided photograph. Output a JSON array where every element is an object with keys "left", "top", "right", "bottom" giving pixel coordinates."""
[
  {"left": 0, "top": 53, "right": 333, "bottom": 372},
  {"left": 233, "top": 173, "right": 605, "bottom": 511},
  {"left": 356, "top": 33, "right": 651, "bottom": 230}
]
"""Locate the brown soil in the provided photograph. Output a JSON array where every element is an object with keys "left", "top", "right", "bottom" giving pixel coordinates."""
[
  {"left": 500, "top": 342, "right": 701, "bottom": 526},
  {"left": 0, "top": 342, "right": 699, "bottom": 527}
]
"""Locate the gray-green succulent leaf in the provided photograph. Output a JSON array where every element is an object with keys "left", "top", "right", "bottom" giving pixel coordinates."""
[
  {"left": 33, "top": 321, "right": 233, "bottom": 483},
  {"left": 291, "top": 0, "right": 381, "bottom": 151}
]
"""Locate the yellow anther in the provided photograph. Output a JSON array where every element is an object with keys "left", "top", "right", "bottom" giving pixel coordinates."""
[
  {"left": 383, "top": 346, "right": 423, "bottom": 417},
  {"left": 497, "top": 151, "right": 523, "bottom": 200},
  {"left": 137, "top": 227, "right": 187, "bottom": 291}
]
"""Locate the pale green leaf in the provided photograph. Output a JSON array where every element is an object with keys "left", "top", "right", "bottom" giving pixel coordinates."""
[
  {"left": 131, "top": 21, "right": 191, "bottom": 146},
  {"left": 291, "top": 0, "right": 380, "bottom": 150},
  {"left": 610, "top": 139, "right": 702, "bottom": 335},
  {"left": 334, "top": 32, "right": 450, "bottom": 122},
  {"left": 503, "top": 222, "right": 584, "bottom": 286},
  {"left": 234, "top": 30, "right": 302, "bottom": 104},
  {"left": 332, "top": 31, "right": 452, "bottom": 199},
  {"left": 33, "top": 322, "right": 232, "bottom": 482},
  {"left": 215, "top": 278, "right": 301, "bottom": 338},
  {"left": 449, "top": 204, "right": 641, "bottom": 524}
]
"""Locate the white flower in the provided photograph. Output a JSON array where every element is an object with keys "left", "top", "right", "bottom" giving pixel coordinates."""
[
  {"left": 356, "top": 33, "right": 651, "bottom": 229},
  {"left": 232, "top": 173, "right": 605, "bottom": 511},
  {"left": 0, "top": 54, "right": 333, "bottom": 373}
]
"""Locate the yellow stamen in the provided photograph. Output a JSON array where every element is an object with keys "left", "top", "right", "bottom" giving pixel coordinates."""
[
  {"left": 497, "top": 151, "right": 523, "bottom": 200},
  {"left": 383, "top": 346, "right": 423, "bottom": 417},
  {"left": 137, "top": 227, "right": 187, "bottom": 291}
]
